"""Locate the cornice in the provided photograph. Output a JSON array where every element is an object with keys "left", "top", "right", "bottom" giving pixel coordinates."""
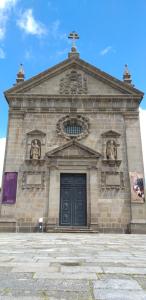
[
  {"left": 7, "top": 94, "right": 142, "bottom": 101},
  {"left": 9, "top": 107, "right": 139, "bottom": 115}
]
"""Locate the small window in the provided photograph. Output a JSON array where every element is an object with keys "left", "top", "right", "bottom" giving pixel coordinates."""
[{"left": 64, "top": 121, "right": 83, "bottom": 135}]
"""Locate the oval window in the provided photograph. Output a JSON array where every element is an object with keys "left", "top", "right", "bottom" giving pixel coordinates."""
[
  {"left": 56, "top": 115, "right": 89, "bottom": 140},
  {"left": 64, "top": 121, "right": 83, "bottom": 135}
]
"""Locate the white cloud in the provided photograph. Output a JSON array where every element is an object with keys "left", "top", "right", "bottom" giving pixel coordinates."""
[
  {"left": 0, "top": 48, "right": 5, "bottom": 58},
  {"left": 0, "top": 0, "right": 18, "bottom": 40},
  {"left": 17, "top": 8, "right": 47, "bottom": 36},
  {"left": 0, "top": 138, "right": 6, "bottom": 187},
  {"left": 139, "top": 108, "right": 146, "bottom": 178},
  {"left": 0, "top": 0, "right": 17, "bottom": 10},
  {"left": 50, "top": 20, "right": 60, "bottom": 39},
  {"left": 48, "top": 20, "right": 67, "bottom": 40},
  {"left": 55, "top": 47, "right": 69, "bottom": 57},
  {"left": 25, "top": 49, "right": 34, "bottom": 60},
  {"left": 100, "top": 46, "right": 113, "bottom": 56}
]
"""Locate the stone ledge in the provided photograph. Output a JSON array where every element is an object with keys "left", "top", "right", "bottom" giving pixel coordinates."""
[
  {"left": 130, "top": 222, "right": 146, "bottom": 234},
  {"left": 0, "top": 217, "right": 16, "bottom": 222}
]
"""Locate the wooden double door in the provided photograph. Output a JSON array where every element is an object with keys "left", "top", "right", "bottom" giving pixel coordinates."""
[{"left": 59, "top": 174, "right": 87, "bottom": 226}]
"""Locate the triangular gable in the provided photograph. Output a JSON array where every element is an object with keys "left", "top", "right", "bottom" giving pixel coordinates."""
[
  {"left": 101, "top": 130, "right": 121, "bottom": 138},
  {"left": 46, "top": 140, "right": 102, "bottom": 159},
  {"left": 27, "top": 129, "right": 46, "bottom": 136},
  {"left": 4, "top": 57, "right": 143, "bottom": 99}
]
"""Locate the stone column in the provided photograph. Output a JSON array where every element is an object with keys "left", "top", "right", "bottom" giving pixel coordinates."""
[
  {"left": 47, "top": 167, "right": 60, "bottom": 228},
  {"left": 89, "top": 167, "right": 99, "bottom": 230}
]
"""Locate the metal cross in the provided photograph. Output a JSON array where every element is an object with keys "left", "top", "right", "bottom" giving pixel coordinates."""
[{"left": 68, "top": 31, "right": 79, "bottom": 48}]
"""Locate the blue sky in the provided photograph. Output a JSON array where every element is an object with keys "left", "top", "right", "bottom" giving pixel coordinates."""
[{"left": 0, "top": 0, "right": 146, "bottom": 184}]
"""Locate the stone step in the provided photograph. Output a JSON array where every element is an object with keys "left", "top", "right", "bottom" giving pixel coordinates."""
[{"left": 46, "top": 226, "right": 98, "bottom": 233}]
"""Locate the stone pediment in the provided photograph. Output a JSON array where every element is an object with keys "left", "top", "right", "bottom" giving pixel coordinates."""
[
  {"left": 101, "top": 130, "right": 121, "bottom": 138},
  {"left": 5, "top": 57, "right": 143, "bottom": 102},
  {"left": 46, "top": 140, "right": 102, "bottom": 159},
  {"left": 26, "top": 130, "right": 46, "bottom": 136}
]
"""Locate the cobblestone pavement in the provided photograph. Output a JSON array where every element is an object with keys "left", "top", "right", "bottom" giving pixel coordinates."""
[{"left": 0, "top": 233, "right": 146, "bottom": 299}]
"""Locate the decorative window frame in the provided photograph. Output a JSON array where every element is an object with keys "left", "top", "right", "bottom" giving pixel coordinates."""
[
  {"left": 22, "top": 171, "right": 45, "bottom": 189},
  {"left": 101, "top": 171, "right": 124, "bottom": 190},
  {"left": 56, "top": 115, "right": 89, "bottom": 140}
]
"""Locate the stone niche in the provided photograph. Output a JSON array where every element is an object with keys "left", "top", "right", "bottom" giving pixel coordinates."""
[{"left": 25, "top": 130, "right": 46, "bottom": 162}]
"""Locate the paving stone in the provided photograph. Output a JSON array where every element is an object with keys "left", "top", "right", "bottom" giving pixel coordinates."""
[
  {"left": 39, "top": 290, "right": 93, "bottom": 299},
  {"left": 103, "top": 266, "right": 146, "bottom": 275},
  {"left": 60, "top": 265, "right": 103, "bottom": 273},
  {"left": 11, "top": 266, "right": 59, "bottom": 273},
  {"left": 36, "top": 279, "right": 90, "bottom": 291},
  {"left": 34, "top": 271, "right": 97, "bottom": 279},
  {"left": 94, "top": 289, "right": 146, "bottom": 300},
  {"left": 93, "top": 278, "right": 142, "bottom": 290},
  {"left": 134, "top": 276, "right": 146, "bottom": 290},
  {"left": 0, "top": 233, "right": 146, "bottom": 299},
  {"left": 0, "top": 272, "right": 34, "bottom": 279}
]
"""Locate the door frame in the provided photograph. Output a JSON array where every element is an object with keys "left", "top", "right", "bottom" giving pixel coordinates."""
[
  {"left": 47, "top": 167, "right": 92, "bottom": 229},
  {"left": 59, "top": 173, "right": 87, "bottom": 226}
]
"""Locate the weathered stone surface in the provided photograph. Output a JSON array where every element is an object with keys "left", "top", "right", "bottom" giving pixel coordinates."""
[
  {"left": 94, "top": 289, "right": 146, "bottom": 300},
  {"left": 0, "top": 233, "right": 145, "bottom": 299},
  {"left": 1, "top": 52, "right": 145, "bottom": 233}
]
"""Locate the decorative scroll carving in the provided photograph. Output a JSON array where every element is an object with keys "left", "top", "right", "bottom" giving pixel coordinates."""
[
  {"left": 101, "top": 172, "right": 124, "bottom": 189},
  {"left": 56, "top": 115, "right": 89, "bottom": 140},
  {"left": 59, "top": 70, "right": 88, "bottom": 95}
]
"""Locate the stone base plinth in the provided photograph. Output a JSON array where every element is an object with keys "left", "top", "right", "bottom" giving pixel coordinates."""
[
  {"left": 0, "top": 217, "right": 16, "bottom": 232},
  {"left": 130, "top": 220, "right": 146, "bottom": 234}
]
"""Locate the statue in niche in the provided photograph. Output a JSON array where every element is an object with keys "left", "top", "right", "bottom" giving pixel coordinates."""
[
  {"left": 106, "top": 140, "right": 117, "bottom": 160},
  {"left": 30, "top": 139, "right": 41, "bottom": 160}
]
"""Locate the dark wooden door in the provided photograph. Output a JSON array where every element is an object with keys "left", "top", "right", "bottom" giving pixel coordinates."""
[{"left": 60, "top": 174, "right": 87, "bottom": 226}]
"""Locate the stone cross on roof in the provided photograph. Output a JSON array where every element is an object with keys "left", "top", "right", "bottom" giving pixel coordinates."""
[{"left": 68, "top": 31, "right": 79, "bottom": 53}]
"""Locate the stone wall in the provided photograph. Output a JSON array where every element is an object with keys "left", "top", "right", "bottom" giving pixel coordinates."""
[
  {"left": 1, "top": 108, "right": 135, "bottom": 232},
  {"left": 1, "top": 58, "right": 145, "bottom": 233}
]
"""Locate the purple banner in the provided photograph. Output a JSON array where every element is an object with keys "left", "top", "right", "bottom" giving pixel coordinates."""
[{"left": 2, "top": 172, "right": 18, "bottom": 204}]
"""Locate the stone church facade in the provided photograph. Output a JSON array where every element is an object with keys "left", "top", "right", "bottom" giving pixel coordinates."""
[{"left": 1, "top": 48, "right": 146, "bottom": 233}]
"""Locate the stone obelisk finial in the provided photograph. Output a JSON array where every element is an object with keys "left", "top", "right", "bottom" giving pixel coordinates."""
[
  {"left": 16, "top": 64, "right": 25, "bottom": 84},
  {"left": 123, "top": 64, "right": 132, "bottom": 85}
]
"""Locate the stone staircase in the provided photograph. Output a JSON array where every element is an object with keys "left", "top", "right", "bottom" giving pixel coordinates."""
[{"left": 46, "top": 226, "right": 98, "bottom": 233}]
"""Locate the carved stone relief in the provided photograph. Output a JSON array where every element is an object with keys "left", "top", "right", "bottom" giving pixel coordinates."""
[
  {"left": 22, "top": 172, "right": 45, "bottom": 189},
  {"left": 101, "top": 172, "right": 124, "bottom": 189},
  {"left": 56, "top": 115, "right": 89, "bottom": 140},
  {"left": 59, "top": 70, "right": 88, "bottom": 95}
]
